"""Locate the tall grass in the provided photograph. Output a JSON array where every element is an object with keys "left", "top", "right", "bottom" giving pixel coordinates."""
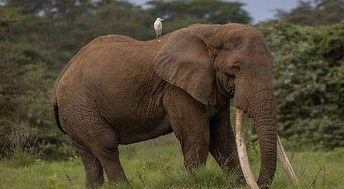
[{"left": 0, "top": 134, "right": 343, "bottom": 188}]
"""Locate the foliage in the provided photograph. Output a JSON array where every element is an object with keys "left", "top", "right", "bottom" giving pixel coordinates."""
[
  {"left": 275, "top": 0, "right": 344, "bottom": 26},
  {"left": 0, "top": 8, "right": 73, "bottom": 159},
  {"left": 147, "top": 0, "right": 251, "bottom": 32},
  {"left": 259, "top": 20, "right": 344, "bottom": 150}
]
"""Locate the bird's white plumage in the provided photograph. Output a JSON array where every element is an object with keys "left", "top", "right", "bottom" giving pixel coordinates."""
[{"left": 154, "top": 18, "right": 163, "bottom": 38}]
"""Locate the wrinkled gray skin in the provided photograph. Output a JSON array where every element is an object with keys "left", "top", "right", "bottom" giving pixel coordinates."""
[{"left": 52, "top": 23, "right": 277, "bottom": 188}]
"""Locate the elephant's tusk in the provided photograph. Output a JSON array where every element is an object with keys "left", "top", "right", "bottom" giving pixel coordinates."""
[
  {"left": 235, "top": 108, "right": 259, "bottom": 189},
  {"left": 277, "top": 135, "right": 299, "bottom": 185},
  {"left": 235, "top": 108, "right": 299, "bottom": 188}
]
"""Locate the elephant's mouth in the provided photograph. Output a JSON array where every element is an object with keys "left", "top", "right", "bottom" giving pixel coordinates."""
[{"left": 234, "top": 108, "right": 299, "bottom": 188}]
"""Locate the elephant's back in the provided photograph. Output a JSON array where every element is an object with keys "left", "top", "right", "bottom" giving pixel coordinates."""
[
  {"left": 53, "top": 34, "right": 141, "bottom": 100},
  {"left": 88, "top": 34, "right": 139, "bottom": 46},
  {"left": 56, "top": 35, "right": 161, "bottom": 111},
  {"left": 56, "top": 34, "right": 140, "bottom": 83}
]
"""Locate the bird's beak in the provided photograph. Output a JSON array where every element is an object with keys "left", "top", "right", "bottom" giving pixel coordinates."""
[{"left": 161, "top": 19, "right": 164, "bottom": 22}]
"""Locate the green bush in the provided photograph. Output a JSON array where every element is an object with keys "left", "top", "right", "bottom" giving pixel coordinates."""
[
  {"left": 259, "top": 20, "right": 344, "bottom": 150},
  {"left": 0, "top": 18, "right": 74, "bottom": 159}
]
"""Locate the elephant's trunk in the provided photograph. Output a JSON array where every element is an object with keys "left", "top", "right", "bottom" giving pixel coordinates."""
[
  {"left": 235, "top": 85, "right": 278, "bottom": 188},
  {"left": 251, "top": 88, "right": 278, "bottom": 187}
]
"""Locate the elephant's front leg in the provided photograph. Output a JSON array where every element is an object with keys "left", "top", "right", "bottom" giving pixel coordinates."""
[
  {"left": 164, "top": 89, "right": 210, "bottom": 172},
  {"left": 209, "top": 106, "right": 244, "bottom": 180}
]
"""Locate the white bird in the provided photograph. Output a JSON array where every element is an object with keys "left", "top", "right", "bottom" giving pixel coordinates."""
[{"left": 154, "top": 18, "right": 164, "bottom": 39}]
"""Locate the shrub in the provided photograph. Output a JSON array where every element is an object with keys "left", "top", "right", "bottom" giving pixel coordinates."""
[
  {"left": 259, "top": 20, "right": 344, "bottom": 150},
  {"left": 0, "top": 18, "right": 74, "bottom": 160}
]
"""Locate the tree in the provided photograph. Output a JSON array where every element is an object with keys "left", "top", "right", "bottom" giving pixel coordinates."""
[
  {"left": 276, "top": 0, "right": 344, "bottom": 26},
  {"left": 147, "top": 0, "right": 252, "bottom": 33}
]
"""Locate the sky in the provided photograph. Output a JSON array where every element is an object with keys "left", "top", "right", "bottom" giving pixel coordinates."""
[{"left": 129, "top": 0, "right": 307, "bottom": 23}]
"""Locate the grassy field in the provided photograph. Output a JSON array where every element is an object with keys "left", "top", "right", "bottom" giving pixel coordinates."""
[{"left": 1, "top": 134, "right": 343, "bottom": 189}]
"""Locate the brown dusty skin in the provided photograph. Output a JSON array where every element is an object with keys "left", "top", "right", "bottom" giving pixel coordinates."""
[{"left": 52, "top": 23, "right": 287, "bottom": 188}]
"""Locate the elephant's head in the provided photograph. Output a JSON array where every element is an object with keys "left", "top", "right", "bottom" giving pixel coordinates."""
[{"left": 154, "top": 23, "right": 279, "bottom": 187}]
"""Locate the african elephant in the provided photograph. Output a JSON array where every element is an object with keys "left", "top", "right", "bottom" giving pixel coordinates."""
[{"left": 52, "top": 23, "right": 296, "bottom": 188}]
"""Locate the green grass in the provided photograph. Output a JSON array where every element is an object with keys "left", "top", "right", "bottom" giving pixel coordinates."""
[{"left": 1, "top": 135, "right": 343, "bottom": 189}]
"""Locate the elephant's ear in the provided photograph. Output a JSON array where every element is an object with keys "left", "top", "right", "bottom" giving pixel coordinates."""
[{"left": 153, "top": 28, "right": 215, "bottom": 105}]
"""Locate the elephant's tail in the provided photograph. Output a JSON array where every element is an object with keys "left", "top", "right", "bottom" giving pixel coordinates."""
[{"left": 53, "top": 100, "right": 67, "bottom": 134}]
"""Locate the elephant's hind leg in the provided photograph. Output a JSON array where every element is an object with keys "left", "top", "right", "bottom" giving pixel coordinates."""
[
  {"left": 58, "top": 97, "right": 127, "bottom": 186},
  {"left": 78, "top": 149, "right": 104, "bottom": 188},
  {"left": 90, "top": 128, "right": 128, "bottom": 184}
]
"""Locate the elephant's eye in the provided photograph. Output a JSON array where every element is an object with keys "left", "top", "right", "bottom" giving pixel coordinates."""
[
  {"left": 227, "top": 73, "right": 235, "bottom": 81},
  {"left": 228, "top": 65, "right": 240, "bottom": 76}
]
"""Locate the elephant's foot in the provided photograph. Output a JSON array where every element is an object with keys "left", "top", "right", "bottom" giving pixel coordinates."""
[
  {"left": 79, "top": 150, "right": 104, "bottom": 188},
  {"left": 92, "top": 138, "right": 128, "bottom": 184},
  {"left": 93, "top": 145, "right": 128, "bottom": 184},
  {"left": 176, "top": 129, "right": 210, "bottom": 175},
  {"left": 183, "top": 144, "right": 209, "bottom": 173}
]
